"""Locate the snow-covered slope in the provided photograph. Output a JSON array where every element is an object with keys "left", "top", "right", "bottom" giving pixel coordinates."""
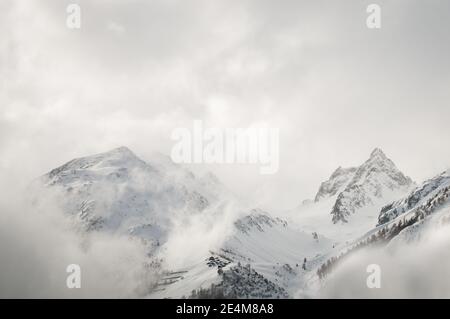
[
  {"left": 222, "top": 209, "right": 331, "bottom": 265},
  {"left": 375, "top": 169, "right": 450, "bottom": 246},
  {"left": 149, "top": 208, "right": 332, "bottom": 298},
  {"left": 378, "top": 169, "right": 450, "bottom": 225}
]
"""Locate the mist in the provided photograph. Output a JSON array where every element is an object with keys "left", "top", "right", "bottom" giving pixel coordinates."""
[
  {"left": 0, "top": 157, "right": 245, "bottom": 297},
  {"left": 0, "top": 187, "right": 158, "bottom": 298},
  {"left": 319, "top": 218, "right": 450, "bottom": 298},
  {"left": 161, "top": 202, "right": 243, "bottom": 269}
]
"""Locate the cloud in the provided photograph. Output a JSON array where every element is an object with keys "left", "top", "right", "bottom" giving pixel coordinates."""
[
  {"left": 0, "top": 187, "right": 157, "bottom": 298},
  {"left": 106, "top": 21, "right": 125, "bottom": 35},
  {"left": 161, "top": 202, "right": 242, "bottom": 269},
  {"left": 319, "top": 221, "right": 450, "bottom": 298}
]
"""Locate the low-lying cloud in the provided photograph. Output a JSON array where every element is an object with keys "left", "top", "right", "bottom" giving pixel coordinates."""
[
  {"left": 0, "top": 188, "right": 157, "bottom": 298},
  {"left": 320, "top": 219, "right": 450, "bottom": 298}
]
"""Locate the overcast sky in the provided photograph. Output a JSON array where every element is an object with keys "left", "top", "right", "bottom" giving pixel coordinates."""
[{"left": 1, "top": 0, "right": 450, "bottom": 209}]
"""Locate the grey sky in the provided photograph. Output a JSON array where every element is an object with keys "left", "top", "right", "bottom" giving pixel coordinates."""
[{"left": 1, "top": 0, "right": 450, "bottom": 209}]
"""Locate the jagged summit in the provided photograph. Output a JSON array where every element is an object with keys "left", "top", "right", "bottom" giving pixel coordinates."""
[
  {"left": 314, "top": 148, "right": 396, "bottom": 203},
  {"left": 312, "top": 148, "right": 413, "bottom": 224},
  {"left": 330, "top": 148, "right": 413, "bottom": 223},
  {"left": 363, "top": 148, "right": 399, "bottom": 172},
  {"left": 353, "top": 148, "right": 412, "bottom": 190},
  {"left": 370, "top": 147, "right": 386, "bottom": 158}
]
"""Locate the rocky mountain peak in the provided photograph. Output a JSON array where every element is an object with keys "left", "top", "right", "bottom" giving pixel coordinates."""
[
  {"left": 370, "top": 147, "right": 386, "bottom": 159},
  {"left": 329, "top": 149, "right": 413, "bottom": 223},
  {"left": 308, "top": 148, "right": 413, "bottom": 224},
  {"left": 363, "top": 147, "right": 396, "bottom": 170}
]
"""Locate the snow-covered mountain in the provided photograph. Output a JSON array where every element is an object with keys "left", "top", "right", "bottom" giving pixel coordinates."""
[
  {"left": 288, "top": 148, "right": 414, "bottom": 244},
  {"left": 327, "top": 148, "right": 413, "bottom": 223},
  {"left": 34, "top": 146, "right": 228, "bottom": 249}
]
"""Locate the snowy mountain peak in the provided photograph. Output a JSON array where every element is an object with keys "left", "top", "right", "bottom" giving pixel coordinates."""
[
  {"left": 330, "top": 149, "right": 413, "bottom": 223},
  {"left": 357, "top": 149, "right": 412, "bottom": 189},
  {"left": 363, "top": 147, "right": 398, "bottom": 171},
  {"left": 46, "top": 146, "right": 146, "bottom": 180},
  {"left": 369, "top": 147, "right": 386, "bottom": 159},
  {"left": 314, "top": 149, "right": 402, "bottom": 204}
]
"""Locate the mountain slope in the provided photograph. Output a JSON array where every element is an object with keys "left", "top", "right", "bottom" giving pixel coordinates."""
[
  {"left": 149, "top": 209, "right": 332, "bottom": 298},
  {"left": 378, "top": 169, "right": 450, "bottom": 225},
  {"left": 222, "top": 209, "right": 331, "bottom": 265}
]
